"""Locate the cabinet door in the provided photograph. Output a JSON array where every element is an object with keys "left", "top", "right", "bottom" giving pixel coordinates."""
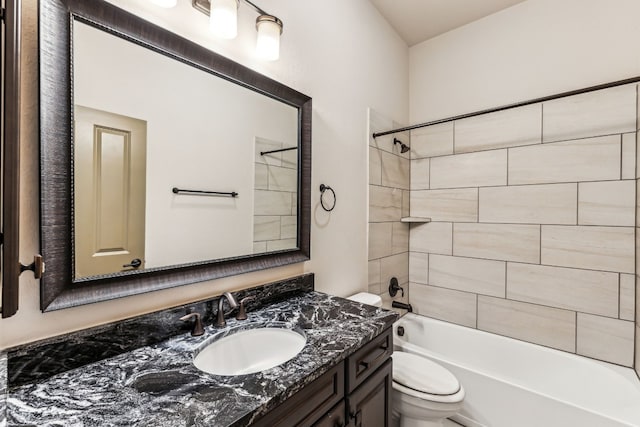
[
  {"left": 346, "top": 359, "right": 392, "bottom": 427},
  {"left": 253, "top": 361, "right": 344, "bottom": 427},
  {"left": 312, "top": 400, "right": 347, "bottom": 427}
]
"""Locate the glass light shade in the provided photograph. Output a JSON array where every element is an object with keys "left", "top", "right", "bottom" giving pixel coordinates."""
[
  {"left": 256, "top": 15, "right": 282, "bottom": 61},
  {"left": 149, "top": 0, "right": 177, "bottom": 8},
  {"left": 210, "top": 0, "right": 239, "bottom": 39}
]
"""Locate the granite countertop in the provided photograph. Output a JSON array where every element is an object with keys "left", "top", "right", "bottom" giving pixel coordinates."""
[{"left": 6, "top": 290, "right": 397, "bottom": 426}]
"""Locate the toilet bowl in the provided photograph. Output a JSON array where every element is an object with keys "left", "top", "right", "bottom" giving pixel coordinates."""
[
  {"left": 346, "top": 293, "right": 464, "bottom": 427},
  {"left": 392, "top": 351, "right": 464, "bottom": 427}
]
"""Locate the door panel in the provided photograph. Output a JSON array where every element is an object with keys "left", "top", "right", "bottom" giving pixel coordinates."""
[{"left": 74, "top": 105, "right": 147, "bottom": 278}]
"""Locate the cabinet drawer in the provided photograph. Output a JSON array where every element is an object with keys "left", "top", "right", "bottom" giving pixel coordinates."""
[
  {"left": 253, "top": 361, "right": 345, "bottom": 427},
  {"left": 312, "top": 400, "right": 346, "bottom": 427},
  {"left": 346, "top": 328, "right": 392, "bottom": 393}
]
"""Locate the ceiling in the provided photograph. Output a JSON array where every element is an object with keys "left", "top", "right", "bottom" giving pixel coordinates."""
[{"left": 369, "top": 0, "right": 527, "bottom": 46}]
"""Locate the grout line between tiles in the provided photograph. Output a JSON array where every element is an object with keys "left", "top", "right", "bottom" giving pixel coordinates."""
[
  {"left": 618, "top": 273, "right": 621, "bottom": 319},
  {"left": 575, "top": 311, "right": 578, "bottom": 354}
]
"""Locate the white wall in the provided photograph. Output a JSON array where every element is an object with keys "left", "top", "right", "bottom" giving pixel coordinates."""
[
  {"left": 0, "top": 0, "right": 408, "bottom": 348},
  {"left": 410, "top": 0, "right": 640, "bottom": 123}
]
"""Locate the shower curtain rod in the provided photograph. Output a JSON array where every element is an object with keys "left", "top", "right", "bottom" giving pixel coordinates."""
[{"left": 372, "top": 75, "right": 640, "bottom": 139}]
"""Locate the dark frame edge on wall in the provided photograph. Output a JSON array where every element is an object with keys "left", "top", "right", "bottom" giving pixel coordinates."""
[
  {"left": 39, "top": 0, "right": 312, "bottom": 312},
  {"left": 1, "top": 0, "right": 22, "bottom": 318}
]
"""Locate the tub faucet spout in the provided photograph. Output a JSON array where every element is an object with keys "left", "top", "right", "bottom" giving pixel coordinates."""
[{"left": 392, "top": 301, "right": 413, "bottom": 312}]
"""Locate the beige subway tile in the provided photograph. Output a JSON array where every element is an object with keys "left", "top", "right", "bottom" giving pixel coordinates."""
[
  {"left": 409, "top": 252, "right": 429, "bottom": 284},
  {"left": 369, "top": 108, "right": 393, "bottom": 148},
  {"left": 636, "top": 273, "right": 640, "bottom": 322},
  {"left": 410, "top": 283, "right": 477, "bottom": 328},
  {"left": 541, "top": 226, "right": 635, "bottom": 273},
  {"left": 402, "top": 190, "right": 410, "bottom": 218},
  {"left": 577, "top": 313, "right": 634, "bottom": 366},
  {"left": 430, "top": 150, "right": 507, "bottom": 189},
  {"left": 507, "top": 263, "right": 618, "bottom": 317},
  {"left": 479, "top": 183, "right": 577, "bottom": 225},
  {"left": 409, "top": 222, "right": 453, "bottom": 255},
  {"left": 636, "top": 270, "right": 640, "bottom": 320},
  {"left": 509, "top": 135, "right": 621, "bottom": 185},
  {"left": 381, "top": 289, "right": 410, "bottom": 316},
  {"left": 280, "top": 216, "right": 297, "bottom": 239},
  {"left": 637, "top": 180, "right": 640, "bottom": 228},
  {"left": 543, "top": 84, "right": 637, "bottom": 143},
  {"left": 453, "top": 223, "right": 540, "bottom": 263},
  {"left": 411, "top": 122, "right": 454, "bottom": 159},
  {"left": 411, "top": 158, "right": 430, "bottom": 190},
  {"left": 368, "top": 259, "right": 381, "bottom": 295},
  {"left": 455, "top": 104, "right": 542, "bottom": 153},
  {"left": 369, "top": 185, "right": 402, "bottom": 222},
  {"left": 637, "top": 133, "right": 640, "bottom": 179},
  {"left": 281, "top": 147, "right": 298, "bottom": 170},
  {"left": 253, "top": 216, "right": 281, "bottom": 241},
  {"left": 266, "top": 239, "right": 297, "bottom": 251},
  {"left": 381, "top": 252, "right": 409, "bottom": 291},
  {"left": 411, "top": 188, "right": 478, "bottom": 222},
  {"left": 255, "top": 137, "right": 282, "bottom": 166},
  {"left": 254, "top": 190, "right": 292, "bottom": 215},
  {"left": 255, "top": 163, "right": 269, "bottom": 190},
  {"left": 578, "top": 181, "right": 635, "bottom": 226},
  {"left": 478, "top": 296, "right": 576, "bottom": 352},
  {"left": 253, "top": 242, "right": 267, "bottom": 253},
  {"left": 622, "top": 133, "right": 636, "bottom": 180},
  {"left": 620, "top": 274, "right": 635, "bottom": 321},
  {"left": 381, "top": 151, "right": 410, "bottom": 190},
  {"left": 636, "top": 326, "right": 640, "bottom": 377},
  {"left": 392, "top": 126, "right": 412, "bottom": 160},
  {"left": 369, "top": 147, "right": 382, "bottom": 186},
  {"left": 392, "top": 222, "right": 409, "bottom": 255},
  {"left": 268, "top": 165, "right": 297, "bottom": 192},
  {"left": 291, "top": 193, "right": 297, "bottom": 216},
  {"left": 430, "top": 255, "right": 505, "bottom": 297},
  {"left": 368, "top": 222, "right": 392, "bottom": 260}
]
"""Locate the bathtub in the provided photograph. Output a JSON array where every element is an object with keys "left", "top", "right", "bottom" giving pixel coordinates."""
[{"left": 393, "top": 313, "right": 640, "bottom": 427}]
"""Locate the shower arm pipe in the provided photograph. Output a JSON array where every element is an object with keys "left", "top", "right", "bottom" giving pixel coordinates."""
[{"left": 372, "top": 75, "right": 640, "bottom": 139}]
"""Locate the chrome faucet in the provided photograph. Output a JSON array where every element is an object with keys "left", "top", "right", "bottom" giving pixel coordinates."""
[{"left": 215, "top": 292, "right": 239, "bottom": 327}]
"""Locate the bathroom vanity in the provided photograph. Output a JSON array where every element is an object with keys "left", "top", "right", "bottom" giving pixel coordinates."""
[{"left": 4, "top": 275, "right": 397, "bottom": 426}]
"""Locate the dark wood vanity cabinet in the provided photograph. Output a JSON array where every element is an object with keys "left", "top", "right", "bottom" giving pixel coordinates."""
[{"left": 254, "top": 328, "right": 393, "bottom": 427}]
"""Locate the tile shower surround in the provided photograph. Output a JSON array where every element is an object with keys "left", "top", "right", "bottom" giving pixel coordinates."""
[
  {"left": 368, "top": 109, "right": 411, "bottom": 312},
  {"left": 405, "top": 83, "right": 640, "bottom": 368}
]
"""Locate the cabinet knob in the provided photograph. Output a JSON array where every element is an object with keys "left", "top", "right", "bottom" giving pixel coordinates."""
[{"left": 349, "top": 409, "right": 362, "bottom": 427}]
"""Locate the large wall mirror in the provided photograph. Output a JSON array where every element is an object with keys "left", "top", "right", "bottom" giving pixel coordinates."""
[{"left": 39, "top": 0, "right": 311, "bottom": 311}]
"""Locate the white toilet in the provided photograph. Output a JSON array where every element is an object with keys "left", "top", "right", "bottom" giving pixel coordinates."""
[{"left": 347, "top": 293, "right": 465, "bottom": 427}]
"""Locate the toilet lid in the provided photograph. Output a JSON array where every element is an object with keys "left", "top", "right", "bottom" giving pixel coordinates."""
[{"left": 392, "top": 351, "right": 460, "bottom": 396}]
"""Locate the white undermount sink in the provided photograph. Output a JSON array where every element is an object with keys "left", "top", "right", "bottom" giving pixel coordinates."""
[{"left": 193, "top": 326, "right": 307, "bottom": 376}]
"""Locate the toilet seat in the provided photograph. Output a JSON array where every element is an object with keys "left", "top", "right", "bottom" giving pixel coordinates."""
[{"left": 392, "top": 352, "right": 464, "bottom": 403}]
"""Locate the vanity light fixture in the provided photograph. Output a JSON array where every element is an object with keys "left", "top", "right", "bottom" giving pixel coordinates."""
[
  {"left": 191, "top": 0, "right": 283, "bottom": 60},
  {"left": 209, "top": 0, "right": 239, "bottom": 39}
]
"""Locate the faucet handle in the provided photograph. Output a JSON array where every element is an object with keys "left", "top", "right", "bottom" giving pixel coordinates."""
[
  {"left": 180, "top": 312, "right": 205, "bottom": 336},
  {"left": 235, "top": 296, "right": 255, "bottom": 321}
]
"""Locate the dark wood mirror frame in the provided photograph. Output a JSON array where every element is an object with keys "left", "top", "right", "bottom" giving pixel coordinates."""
[
  {"left": 1, "top": 0, "right": 22, "bottom": 318},
  {"left": 39, "top": 0, "right": 311, "bottom": 311}
]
